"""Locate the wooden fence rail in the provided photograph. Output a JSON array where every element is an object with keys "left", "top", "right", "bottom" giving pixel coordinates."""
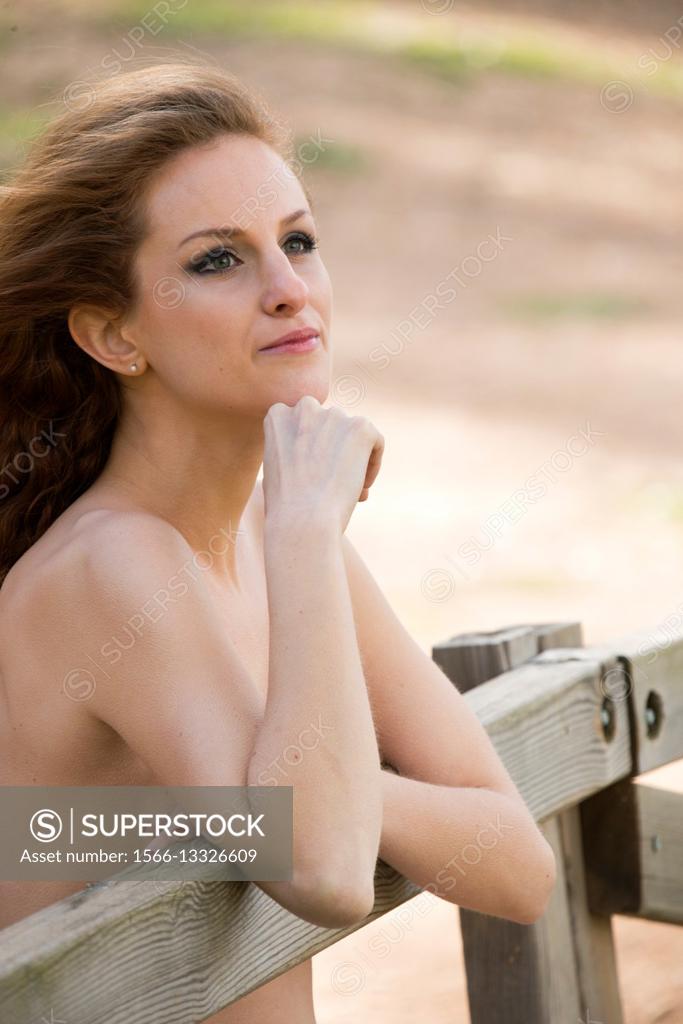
[{"left": 0, "top": 620, "right": 681, "bottom": 1023}]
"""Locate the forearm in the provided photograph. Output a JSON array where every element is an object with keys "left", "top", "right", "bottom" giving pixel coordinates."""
[
  {"left": 379, "top": 770, "right": 556, "bottom": 924},
  {"left": 248, "top": 514, "right": 382, "bottom": 890}
]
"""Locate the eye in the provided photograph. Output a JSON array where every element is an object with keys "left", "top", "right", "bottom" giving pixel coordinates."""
[
  {"left": 283, "top": 230, "right": 319, "bottom": 256},
  {"left": 186, "top": 230, "right": 319, "bottom": 276},
  {"left": 188, "top": 245, "right": 236, "bottom": 276}
]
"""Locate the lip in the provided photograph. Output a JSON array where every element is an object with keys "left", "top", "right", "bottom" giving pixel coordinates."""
[{"left": 258, "top": 327, "right": 321, "bottom": 353}]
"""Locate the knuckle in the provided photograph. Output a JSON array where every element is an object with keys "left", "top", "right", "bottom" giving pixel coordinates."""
[
  {"left": 353, "top": 416, "right": 374, "bottom": 436},
  {"left": 327, "top": 406, "right": 349, "bottom": 426}
]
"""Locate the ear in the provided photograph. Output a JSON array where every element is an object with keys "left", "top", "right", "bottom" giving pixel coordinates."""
[{"left": 68, "top": 305, "right": 142, "bottom": 375}]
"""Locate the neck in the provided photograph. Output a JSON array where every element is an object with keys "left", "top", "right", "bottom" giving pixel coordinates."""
[{"left": 94, "top": 389, "right": 265, "bottom": 589}]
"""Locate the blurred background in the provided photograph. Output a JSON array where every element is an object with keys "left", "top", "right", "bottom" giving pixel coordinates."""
[{"left": 1, "top": 0, "right": 682, "bottom": 1020}]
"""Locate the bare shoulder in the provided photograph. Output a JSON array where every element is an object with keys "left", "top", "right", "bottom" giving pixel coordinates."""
[
  {"left": 73, "top": 507, "right": 191, "bottom": 567},
  {"left": 0, "top": 508, "right": 208, "bottom": 785},
  {"left": 64, "top": 508, "right": 195, "bottom": 593},
  {"left": 0, "top": 505, "right": 262, "bottom": 788},
  {"left": 1, "top": 508, "right": 192, "bottom": 625},
  {"left": 0, "top": 509, "right": 211, "bottom": 713}
]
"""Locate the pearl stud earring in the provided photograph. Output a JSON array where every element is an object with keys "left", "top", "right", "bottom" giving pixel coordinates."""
[{"left": 129, "top": 362, "right": 138, "bottom": 372}]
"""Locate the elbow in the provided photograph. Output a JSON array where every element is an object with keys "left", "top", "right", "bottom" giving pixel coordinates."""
[
  {"left": 508, "top": 836, "right": 557, "bottom": 926},
  {"left": 288, "top": 832, "right": 380, "bottom": 929},
  {"left": 291, "top": 865, "right": 376, "bottom": 930}
]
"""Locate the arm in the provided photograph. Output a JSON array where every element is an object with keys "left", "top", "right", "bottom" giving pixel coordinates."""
[
  {"left": 378, "top": 771, "right": 555, "bottom": 924},
  {"left": 43, "top": 511, "right": 378, "bottom": 929},
  {"left": 341, "top": 534, "right": 556, "bottom": 925},
  {"left": 248, "top": 513, "right": 383, "bottom": 927}
]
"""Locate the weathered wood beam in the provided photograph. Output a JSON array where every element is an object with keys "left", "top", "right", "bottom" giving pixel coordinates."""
[
  {"left": 581, "top": 777, "right": 683, "bottom": 924},
  {"left": 0, "top": 861, "right": 420, "bottom": 1024}
]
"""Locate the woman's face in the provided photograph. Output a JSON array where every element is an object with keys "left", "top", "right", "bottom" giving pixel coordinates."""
[{"left": 123, "top": 132, "right": 332, "bottom": 417}]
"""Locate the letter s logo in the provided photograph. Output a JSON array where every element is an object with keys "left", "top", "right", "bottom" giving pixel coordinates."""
[{"left": 30, "top": 808, "right": 63, "bottom": 842}]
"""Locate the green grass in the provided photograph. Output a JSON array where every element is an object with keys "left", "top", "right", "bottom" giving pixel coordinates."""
[
  {"left": 110, "top": 1, "right": 362, "bottom": 44},
  {"left": 396, "top": 37, "right": 611, "bottom": 86},
  {"left": 394, "top": 40, "right": 470, "bottom": 83},
  {"left": 293, "top": 135, "right": 370, "bottom": 174},
  {"left": 500, "top": 291, "right": 653, "bottom": 322},
  {"left": 0, "top": 12, "right": 23, "bottom": 53},
  {"left": 396, "top": 36, "right": 683, "bottom": 96},
  {"left": 0, "top": 106, "right": 52, "bottom": 139},
  {"left": 93, "top": 0, "right": 683, "bottom": 100},
  {"left": 0, "top": 106, "right": 54, "bottom": 177},
  {"left": 4, "top": 0, "right": 683, "bottom": 144}
]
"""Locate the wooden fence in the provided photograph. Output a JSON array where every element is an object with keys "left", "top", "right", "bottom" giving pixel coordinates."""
[{"left": 0, "top": 619, "right": 681, "bottom": 1023}]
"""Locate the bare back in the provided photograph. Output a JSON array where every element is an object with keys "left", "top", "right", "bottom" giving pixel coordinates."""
[{"left": 0, "top": 484, "right": 317, "bottom": 1023}]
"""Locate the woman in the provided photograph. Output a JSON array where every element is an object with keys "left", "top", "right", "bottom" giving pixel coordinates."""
[{"left": 0, "top": 60, "right": 556, "bottom": 1023}]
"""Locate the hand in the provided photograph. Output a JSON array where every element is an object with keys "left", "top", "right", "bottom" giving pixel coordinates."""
[{"left": 262, "top": 395, "right": 384, "bottom": 534}]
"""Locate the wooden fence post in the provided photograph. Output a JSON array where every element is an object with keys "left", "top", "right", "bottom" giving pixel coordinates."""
[{"left": 432, "top": 623, "right": 625, "bottom": 1024}]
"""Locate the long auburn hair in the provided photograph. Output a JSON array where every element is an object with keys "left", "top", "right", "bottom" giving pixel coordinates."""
[{"left": 0, "top": 59, "right": 293, "bottom": 587}]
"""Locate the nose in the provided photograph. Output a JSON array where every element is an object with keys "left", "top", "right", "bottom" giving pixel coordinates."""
[{"left": 259, "top": 249, "right": 309, "bottom": 317}]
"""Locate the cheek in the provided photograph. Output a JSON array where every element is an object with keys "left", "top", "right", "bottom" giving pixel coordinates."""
[
  {"left": 144, "top": 283, "right": 245, "bottom": 362},
  {"left": 154, "top": 291, "right": 272, "bottom": 410},
  {"left": 311, "top": 265, "right": 333, "bottom": 324}
]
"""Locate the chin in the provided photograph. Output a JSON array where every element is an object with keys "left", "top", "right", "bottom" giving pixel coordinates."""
[{"left": 265, "top": 370, "right": 330, "bottom": 409}]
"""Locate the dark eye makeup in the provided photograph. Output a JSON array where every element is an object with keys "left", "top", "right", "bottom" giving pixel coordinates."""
[{"left": 185, "top": 230, "right": 319, "bottom": 276}]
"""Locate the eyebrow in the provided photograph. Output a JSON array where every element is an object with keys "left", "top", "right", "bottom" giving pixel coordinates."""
[{"left": 177, "top": 208, "right": 312, "bottom": 249}]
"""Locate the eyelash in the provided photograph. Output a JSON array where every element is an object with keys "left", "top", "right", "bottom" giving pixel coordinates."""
[{"left": 187, "top": 230, "right": 319, "bottom": 276}]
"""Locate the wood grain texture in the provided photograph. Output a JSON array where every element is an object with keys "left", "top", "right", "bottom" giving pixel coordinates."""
[
  {"left": 0, "top": 861, "right": 421, "bottom": 1023},
  {"left": 462, "top": 649, "right": 632, "bottom": 820}
]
